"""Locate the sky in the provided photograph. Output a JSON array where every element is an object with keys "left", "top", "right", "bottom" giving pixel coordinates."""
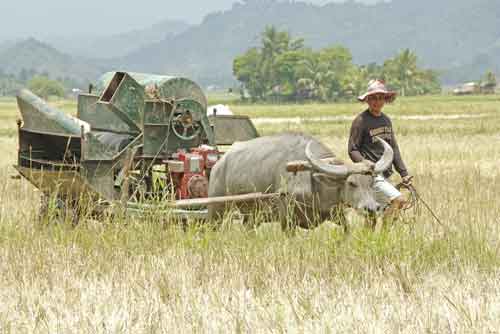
[{"left": 0, "top": 0, "right": 382, "bottom": 41}]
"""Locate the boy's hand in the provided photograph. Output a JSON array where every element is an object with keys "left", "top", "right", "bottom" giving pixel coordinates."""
[
  {"left": 402, "top": 175, "right": 413, "bottom": 186},
  {"left": 361, "top": 159, "right": 375, "bottom": 170}
]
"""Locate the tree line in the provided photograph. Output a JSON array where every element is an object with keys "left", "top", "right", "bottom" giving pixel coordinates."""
[
  {"left": 233, "top": 26, "right": 441, "bottom": 102},
  {"left": 0, "top": 68, "right": 72, "bottom": 99}
]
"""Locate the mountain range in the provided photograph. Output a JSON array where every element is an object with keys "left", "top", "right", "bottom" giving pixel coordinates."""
[
  {"left": 47, "top": 19, "right": 192, "bottom": 59},
  {"left": 0, "top": 38, "right": 103, "bottom": 84},
  {"left": 0, "top": 0, "right": 499, "bottom": 87}
]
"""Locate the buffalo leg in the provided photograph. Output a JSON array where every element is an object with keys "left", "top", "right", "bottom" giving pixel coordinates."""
[
  {"left": 208, "top": 203, "right": 226, "bottom": 221},
  {"left": 276, "top": 196, "right": 299, "bottom": 232}
]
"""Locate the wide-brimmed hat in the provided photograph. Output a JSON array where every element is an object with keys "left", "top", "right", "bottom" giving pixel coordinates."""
[{"left": 357, "top": 79, "right": 397, "bottom": 103}]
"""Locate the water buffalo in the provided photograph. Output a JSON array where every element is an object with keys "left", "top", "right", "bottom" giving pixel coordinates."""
[{"left": 208, "top": 133, "right": 393, "bottom": 229}]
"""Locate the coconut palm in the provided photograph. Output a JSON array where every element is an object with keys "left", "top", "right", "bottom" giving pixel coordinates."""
[
  {"left": 386, "top": 49, "right": 418, "bottom": 96},
  {"left": 296, "top": 53, "right": 332, "bottom": 100}
]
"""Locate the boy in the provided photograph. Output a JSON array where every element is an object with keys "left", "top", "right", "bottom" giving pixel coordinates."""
[{"left": 348, "top": 79, "right": 412, "bottom": 217}]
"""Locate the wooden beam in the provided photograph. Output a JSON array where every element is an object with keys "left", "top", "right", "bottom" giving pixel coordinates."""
[{"left": 168, "top": 192, "right": 281, "bottom": 209}]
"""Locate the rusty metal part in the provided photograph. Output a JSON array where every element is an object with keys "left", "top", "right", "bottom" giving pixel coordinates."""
[
  {"left": 120, "top": 146, "right": 141, "bottom": 206},
  {"left": 14, "top": 166, "right": 99, "bottom": 200},
  {"left": 187, "top": 175, "right": 209, "bottom": 198}
]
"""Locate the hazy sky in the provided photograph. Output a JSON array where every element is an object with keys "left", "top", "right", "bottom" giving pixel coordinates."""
[{"left": 0, "top": 0, "right": 382, "bottom": 41}]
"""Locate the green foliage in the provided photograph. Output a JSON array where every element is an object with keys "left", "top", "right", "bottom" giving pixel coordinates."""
[
  {"left": 480, "top": 71, "right": 497, "bottom": 91},
  {"left": 233, "top": 26, "right": 306, "bottom": 101},
  {"left": 27, "top": 76, "right": 66, "bottom": 99},
  {"left": 0, "top": 62, "right": 78, "bottom": 98},
  {"left": 380, "top": 49, "right": 442, "bottom": 96},
  {"left": 234, "top": 28, "right": 441, "bottom": 102},
  {"left": 233, "top": 48, "right": 265, "bottom": 100},
  {"left": 483, "top": 71, "right": 497, "bottom": 86},
  {"left": 0, "top": 77, "right": 22, "bottom": 97}
]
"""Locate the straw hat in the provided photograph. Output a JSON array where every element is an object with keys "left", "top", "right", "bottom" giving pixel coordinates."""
[{"left": 357, "top": 79, "right": 397, "bottom": 103}]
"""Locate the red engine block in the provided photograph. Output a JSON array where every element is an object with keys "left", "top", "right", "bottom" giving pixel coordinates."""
[{"left": 169, "top": 146, "right": 220, "bottom": 200}]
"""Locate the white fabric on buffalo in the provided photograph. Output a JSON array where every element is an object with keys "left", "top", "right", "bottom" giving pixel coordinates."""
[{"left": 207, "top": 104, "right": 233, "bottom": 116}]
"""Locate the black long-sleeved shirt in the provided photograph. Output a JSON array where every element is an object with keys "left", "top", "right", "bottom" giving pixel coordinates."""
[{"left": 348, "top": 110, "right": 408, "bottom": 178}]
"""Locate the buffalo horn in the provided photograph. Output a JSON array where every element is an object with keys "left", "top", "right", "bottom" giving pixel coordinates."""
[
  {"left": 305, "top": 141, "right": 349, "bottom": 177},
  {"left": 373, "top": 137, "right": 394, "bottom": 174}
]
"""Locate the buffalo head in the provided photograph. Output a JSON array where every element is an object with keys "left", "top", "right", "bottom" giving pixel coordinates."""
[{"left": 305, "top": 137, "right": 394, "bottom": 215}]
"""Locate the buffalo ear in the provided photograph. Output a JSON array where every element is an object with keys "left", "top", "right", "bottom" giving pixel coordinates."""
[{"left": 312, "top": 173, "right": 346, "bottom": 188}]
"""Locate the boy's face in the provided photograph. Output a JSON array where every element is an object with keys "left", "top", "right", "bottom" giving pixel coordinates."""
[{"left": 367, "top": 94, "right": 385, "bottom": 113}]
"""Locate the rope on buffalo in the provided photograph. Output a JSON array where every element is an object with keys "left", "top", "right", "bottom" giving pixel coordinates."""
[{"left": 396, "top": 182, "right": 445, "bottom": 227}]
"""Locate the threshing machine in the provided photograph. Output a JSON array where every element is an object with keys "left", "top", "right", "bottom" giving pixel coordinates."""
[{"left": 14, "top": 72, "right": 262, "bottom": 221}]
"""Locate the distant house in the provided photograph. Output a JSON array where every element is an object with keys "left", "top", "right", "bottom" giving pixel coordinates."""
[{"left": 453, "top": 82, "right": 479, "bottom": 95}]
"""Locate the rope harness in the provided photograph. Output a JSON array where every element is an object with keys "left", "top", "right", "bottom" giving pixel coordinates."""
[{"left": 395, "top": 181, "right": 445, "bottom": 227}]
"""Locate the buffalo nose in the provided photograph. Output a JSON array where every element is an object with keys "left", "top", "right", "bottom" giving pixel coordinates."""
[{"left": 364, "top": 203, "right": 381, "bottom": 215}]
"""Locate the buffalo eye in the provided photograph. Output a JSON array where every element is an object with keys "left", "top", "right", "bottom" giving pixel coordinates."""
[{"left": 348, "top": 181, "right": 358, "bottom": 188}]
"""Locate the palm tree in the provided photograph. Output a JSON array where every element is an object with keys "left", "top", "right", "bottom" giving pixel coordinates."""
[
  {"left": 260, "top": 26, "right": 305, "bottom": 97},
  {"left": 296, "top": 54, "right": 332, "bottom": 100},
  {"left": 261, "top": 26, "right": 290, "bottom": 63},
  {"left": 392, "top": 49, "right": 418, "bottom": 96}
]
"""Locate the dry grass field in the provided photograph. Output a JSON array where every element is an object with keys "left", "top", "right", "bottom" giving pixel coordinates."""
[{"left": 0, "top": 95, "right": 499, "bottom": 333}]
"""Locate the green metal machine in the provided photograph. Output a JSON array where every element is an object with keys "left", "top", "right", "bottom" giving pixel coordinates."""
[{"left": 14, "top": 72, "right": 260, "bottom": 221}]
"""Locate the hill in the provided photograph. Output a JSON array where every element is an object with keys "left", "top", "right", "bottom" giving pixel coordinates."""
[
  {"left": 0, "top": 38, "right": 103, "bottom": 87},
  {"left": 119, "top": 0, "right": 500, "bottom": 85},
  {"left": 2, "top": 0, "right": 498, "bottom": 87},
  {"left": 443, "top": 42, "right": 500, "bottom": 83},
  {"left": 0, "top": 41, "right": 14, "bottom": 53},
  {"left": 48, "top": 19, "right": 192, "bottom": 59}
]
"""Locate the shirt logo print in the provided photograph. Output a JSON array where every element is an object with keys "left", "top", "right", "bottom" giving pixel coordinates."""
[{"left": 369, "top": 126, "right": 392, "bottom": 142}]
